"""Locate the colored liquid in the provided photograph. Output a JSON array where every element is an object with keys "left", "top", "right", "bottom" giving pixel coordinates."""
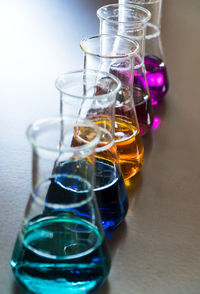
[
  {"left": 48, "top": 160, "right": 128, "bottom": 232},
  {"left": 144, "top": 55, "right": 169, "bottom": 105},
  {"left": 109, "top": 62, "right": 154, "bottom": 135},
  {"left": 95, "top": 158, "right": 128, "bottom": 232},
  {"left": 11, "top": 215, "right": 111, "bottom": 294},
  {"left": 134, "top": 87, "right": 154, "bottom": 136},
  {"left": 114, "top": 114, "right": 144, "bottom": 180}
]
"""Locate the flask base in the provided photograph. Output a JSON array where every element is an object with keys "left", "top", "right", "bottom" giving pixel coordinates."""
[{"left": 144, "top": 55, "right": 169, "bottom": 105}]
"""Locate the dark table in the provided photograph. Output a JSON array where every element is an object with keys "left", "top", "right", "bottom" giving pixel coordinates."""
[{"left": 1, "top": 0, "right": 200, "bottom": 293}]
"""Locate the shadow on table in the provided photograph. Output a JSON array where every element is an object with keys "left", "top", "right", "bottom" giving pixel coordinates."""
[
  {"left": 12, "top": 281, "right": 30, "bottom": 294},
  {"left": 98, "top": 221, "right": 128, "bottom": 294},
  {"left": 107, "top": 220, "right": 128, "bottom": 255},
  {"left": 142, "top": 98, "right": 168, "bottom": 161},
  {"left": 153, "top": 97, "right": 168, "bottom": 120},
  {"left": 97, "top": 280, "right": 110, "bottom": 294},
  {"left": 142, "top": 131, "right": 153, "bottom": 161},
  {"left": 125, "top": 171, "right": 143, "bottom": 209}
]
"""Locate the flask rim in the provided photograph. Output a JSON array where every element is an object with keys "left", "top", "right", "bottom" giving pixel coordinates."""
[
  {"left": 97, "top": 4, "right": 151, "bottom": 25},
  {"left": 55, "top": 69, "right": 121, "bottom": 100},
  {"left": 80, "top": 34, "right": 139, "bottom": 59},
  {"left": 26, "top": 116, "right": 101, "bottom": 153},
  {"left": 126, "top": 0, "right": 160, "bottom": 4}
]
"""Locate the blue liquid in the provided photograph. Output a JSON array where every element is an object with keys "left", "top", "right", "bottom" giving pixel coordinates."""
[
  {"left": 49, "top": 159, "right": 128, "bottom": 232},
  {"left": 94, "top": 158, "right": 128, "bottom": 232},
  {"left": 11, "top": 215, "right": 111, "bottom": 294}
]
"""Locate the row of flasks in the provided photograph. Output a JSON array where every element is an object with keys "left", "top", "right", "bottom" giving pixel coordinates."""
[{"left": 10, "top": 1, "right": 169, "bottom": 293}]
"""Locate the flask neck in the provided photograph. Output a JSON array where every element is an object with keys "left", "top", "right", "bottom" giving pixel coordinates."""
[
  {"left": 119, "top": 0, "right": 163, "bottom": 30},
  {"left": 145, "top": 31, "right": 164, "bottom": 60}
]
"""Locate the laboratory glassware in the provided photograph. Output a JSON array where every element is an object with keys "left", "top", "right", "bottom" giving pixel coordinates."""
[
  {"left": 80, "top": 35, "right": 144, "bottom": 180},
  {"left": 55, "top": 69, "right": 128, "bottom": 232},
  {"left": 97, "top": 4, "right": 154, "bottom": 134},
  {"left": 10, "top": 116, "right": 111, "bottom": 294},
  {"left": 119, "top": 0, "right": 169, "bottom": 104}
]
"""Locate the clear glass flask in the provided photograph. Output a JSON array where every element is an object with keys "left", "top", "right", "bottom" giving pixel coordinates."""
[
  {"left": 10, "top": 116, "right": 111, "bottom": 294},
  {"left": 119, "top": 0, "right": 169, "bottom": 105},
  {"left": 80, "top": 35, "right": 144, "bottom": 180},
  {"left": 97, "top": 4, "right": 154, "bottom": 135},
  {"left": 55, "top": 69, "right": 129, "bottom": 232}
]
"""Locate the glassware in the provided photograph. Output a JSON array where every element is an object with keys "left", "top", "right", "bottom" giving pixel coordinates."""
[
  {"left": 10, "top": 116, "right": 111, "bottom": 294},
  {"left": 97, "top": 4, "right": 154, "bottom": 135},
  {"left": 119, "top": 0, "right": 169, "bottom": 105},
  {"left": 55, "top": 69, "right": 128, "bottom": 232},
  {"left": 80, "top": 35, "right": 144, "bottom": 180}
]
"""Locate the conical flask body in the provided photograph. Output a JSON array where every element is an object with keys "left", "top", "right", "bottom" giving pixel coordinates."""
[
  {"left": 10, "top": 117, "right": 111, "bottom": 294},
  {"left": 119, "top": 0, "right": 169, "bottom": 104},
  {"left": 11, "top": 213, "right": 111, "bottom": 294},
  {"left": 97, "top": 4, "right": 154, "bottom": 135},
  {"left": 80, "top": 35, "right": 144, "bottom": 180},
  {"left": 46, "top": 154, "right": 128, "bottom": 233},
  {"left": 144, "top": 54, "right": 169, "bottom": 105},
  {"left": 55, "top": 70, "right": 129, "bottom": 232}
]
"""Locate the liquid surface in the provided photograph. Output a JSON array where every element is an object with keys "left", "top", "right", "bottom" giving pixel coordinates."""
[
  {"left": 11, "top": 215, "right": 110, "bottom": 294},
  {"left": 100, "top": 63, "right": 145, "bottom": 176},
  {"left": 144, "top": 55, "right": 169, "bottom": 105},
  {"left": 48, "top": 159, "right": 128, "bottom": 233},
  {"left": 114, "top": 115, "right": 144, "bottom": 180},
  {"left": 71, "top": 123, "right": 129, "bottom": 232}
]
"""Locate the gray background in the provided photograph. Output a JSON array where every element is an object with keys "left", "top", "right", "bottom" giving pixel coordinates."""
[{"left": 0, "top": 0, "right": 200, "bottom": 293}]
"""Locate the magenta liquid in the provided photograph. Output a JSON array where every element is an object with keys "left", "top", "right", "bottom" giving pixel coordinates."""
[{"left": 144, "top": 55, "right": 169, "bottom": 105}]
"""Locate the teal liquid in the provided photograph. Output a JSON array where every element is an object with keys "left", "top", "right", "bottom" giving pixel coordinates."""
[{"left": 11, "top": 215, "right": 111, "bottom": 294}]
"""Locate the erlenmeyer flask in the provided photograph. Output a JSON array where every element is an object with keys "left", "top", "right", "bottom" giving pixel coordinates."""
[
  {"left": 55, "top": 70, "right": 128, "bottom": 232},
  {"left": 97, "top": 4, "right": 154, "bottom": 135},
  {"left": 10, "top": 116, "right": 111, "bottom": 294},
  {"left": 119, "top": 0, "right": 169, "bottom": 105},
  {"left": 80, "top": 35, "right": 144, "bottom": 180}
]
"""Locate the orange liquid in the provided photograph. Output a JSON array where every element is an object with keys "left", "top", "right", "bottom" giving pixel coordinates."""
[
  {"left": 71, "top": 115, "right": 144, "bottom": 180},
  {"left": 114, "top": 115, "right": 144, "bottom": 180}
]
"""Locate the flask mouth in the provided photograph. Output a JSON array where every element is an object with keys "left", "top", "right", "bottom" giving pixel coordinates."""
[
  {"left": 26, "top": 116, "right": 101, "bottom": 154},
  {"left": 126, "top": 0, "right": 160, "bottom": 4},
  {"left": 97, "top": 4, "right": 151, "bottom": 25},
  {"left": 55, "top": 69, "right": 121, "bottom": 101},
  {"left": 80, "top": 34, "right": 139, "bottom": 59}
]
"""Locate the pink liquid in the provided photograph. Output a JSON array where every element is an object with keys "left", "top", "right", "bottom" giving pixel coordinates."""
[{"left": 144, "top": 55, "right": 169, "bottom": 105}]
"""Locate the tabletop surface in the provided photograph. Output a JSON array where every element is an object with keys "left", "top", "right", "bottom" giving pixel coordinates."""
[{"left": 1, "top": 0, "right": 200, "bottom": 293}]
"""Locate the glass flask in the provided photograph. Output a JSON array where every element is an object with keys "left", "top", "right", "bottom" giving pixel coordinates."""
[
  {"left": 119, "top": 0, "right": 169, "bottom": 105},
  {"left": 97, "top": 4, "right": 154, "bottom": 135},
  {"left": 80, "top": 35, "right": 144, "bottom": 180},
  {"left": 55, "top": 69, "right": 128, "bottom": 232},
  {"left": 10, "top": 116, "right": 111, "bottom": 294}
]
